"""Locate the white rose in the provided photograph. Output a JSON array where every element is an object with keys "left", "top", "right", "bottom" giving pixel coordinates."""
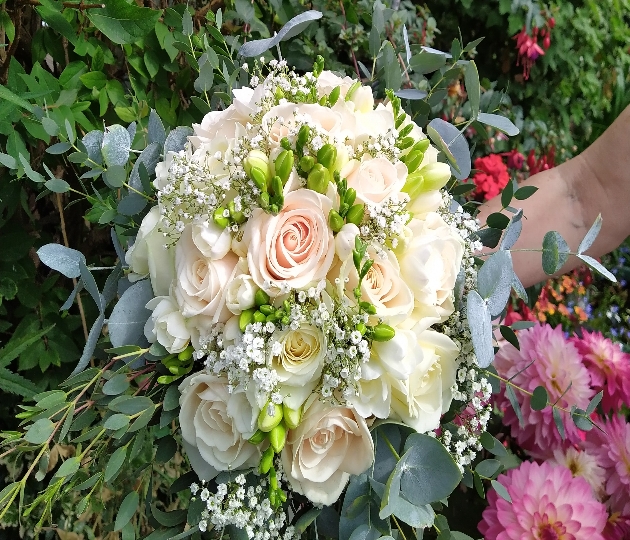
[
  {"left": 179, "top": 372, "right": 261, "bottom": 481},
  {"left": 174, "top": 225, "right": 238, "bottom": 322},
  {"left": 125, "top": 207, "right": 175, "bottom": 296},
  {"left": 341, "top": 155, "right": 407, "bottom": 206},
  {"left": 154, "top": 150, "right": 177, "bottom": 191},
  {"left": 225, "top": 264, "right": 257, "bottom": 315},
  {"left": 399, "top": 213, "right": 464, "bottom": 326},
  {"left": 353, "top": 103, "right": 396, "bottom": 143},
  {"left": 144, "top": 295, "right": 191, "bottom": 353},
  {"left": 334, "top": 248, "right": 413, "bottom": 325},
  {"left": 281, "top": 397, "right": 374, "bottom": 505},
  {"left": 269, "top": 325, "right": 326, "bottom": 409},
  {"left": 372, "top": 329, "right": 424, "bottom": 380},
  {"left": 389, "top": 329, "right": 459, "bottom": 433},
  {"left": 350, "top": 359, "right": 391, "bottom": 419},
  {"left": 246, "top": 189, "right": 335, "bottom": 294},
  {"left": 315, "top": 70, "right": 356, "bottom": 99},
  {"left": 191, "top": 104, "right": 249, "bottom": 146},
  {"left": 262, "top": 103, "right": 344, "bottom": 145},
  {"left": 191, "top": 221, "right": 232, "bottom": 260}
]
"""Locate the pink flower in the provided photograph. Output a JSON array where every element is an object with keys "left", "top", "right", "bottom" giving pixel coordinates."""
[
  {"left": 570, "top": 331, "right": 630, "bottom": 413},
  {"left": 479, "top": 460, "right": 607, "bottom": 540},
  {"left": 549, "top": 447, "right": 607, "bottom": 498},
  {"left": 583, "top": 415, "right": 630, "bottom": 517},
  {"left": 495, "top": 324, "right": 594, "bottom": 458}
]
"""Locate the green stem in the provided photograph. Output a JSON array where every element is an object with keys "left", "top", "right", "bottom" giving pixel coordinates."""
[{"left": 380, "top": 432, "right": 400, "bottom": 461}]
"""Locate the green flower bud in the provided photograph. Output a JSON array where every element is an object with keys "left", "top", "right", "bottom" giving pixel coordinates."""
[
  {"left": 259, "top": 304, "right": 274, "bottom": 316},
  {"left": 213, "top": 207, "right": 229, "bottom": 229},
  {"left": 329, "top": 209, "right": 344, "bottom": 233},
  {"left": 278, "top": 490, "right": 287, "bottom": 503},
  {"left": 255, "top": 289, "right": 270, "bottom": 307},
  {"left": 253, "top": 310, "right": 266, "bottom": 323},
  {"left": 421, "top": 162, "right": 452, "bottom": 191},
  {"left": 274, "top": 150, "right": 294, "bottom": 184},
  {"left": 250, "top": 166, "right": 269, "bottom": 191},
  {"left": 319, "top": 95, "right": 327, "bottom": 106},
  {"left": 269, "top": 203, "right": 279, "bottom": 214},
  {"left": 356, "top": 322, "right": 367, "bottom": 335},
  {"left": 339, "top": 202, "right": 349, "bottom": 217},
  {"left": 258, "top": 401, "right": 284, "bottom": 432},
  {"left": 244, "top": 150, "right": 271, "bottom": 180},
  {"left": 259, "top": 446, "right": 274, "bottom": 474},
  {"left": 346, "top": 204, "right": 365, "bottom": 226},
  {"left": 269, "top": 422, "right": 287, "bottom": 453},
  {"left": 398, "top": 123, "right": 414, "bottom": 138},
  {"left": 283, "top": 404, "right": 302, "bottom": 430},
  {"left": 401, "top": 171, "right": 425, "bottom": 199},
  {"left": 269, "top": 466, "right": 278, "bottom": 490},
  {"left": 177, "top": 346, "right": 194, "bottom": 362},
  {"left": 274, "top": 87, "right": 285, "bottom": 101},
  {"left": 372, "top": 323, "right": 396, "bottom": 342},
  {"left": 415, "top": 138, "right": 431, "bottom": 153},
  {"left": 404, "top": 150, "right": 424, "bottom": 173},
  {"left": 359, "top": 301, "right": 377, "bottom": 315},
  {"left": 398, "top": 136, "right": 415, "bottom": 150},
  {"left": 395, "top": 112, "right": 407, "bottom": 129},
  {"left": 228, "top": 200, "right": 246, "bottom": 224},
  {"left": 297, "top": 125, "right": 311, "bottom": 148},
  {"left": 239, "top": 308, "right": 255, "bottom": 332},
  {"left": 307, "top": 164, "right": 331, "bottom": 194},
  {"left": 268, "top": 487, "right": 277, "bottom": 507},
  {"left": 280, "top": 137, "right": 292, "bottom": 150},
  {"left": 300, "top": 155, "right": 315, "bottom": 172},
  {"left": 259, "top": 192, "right": 270, "bottom": 210},
  {"left": 271, "top": 176, "right": 284, "bottom": 198},
  {"left": 345, "top": 80, "right": 361, "bottom": 102},
  {"left": 352, "top": 250, "right": 362, "bottom": 271},
  {"left": 317, "top": 144, "right": 337, "bottom": 170},
  {"left": 249, "top": 429, "right": 267, "bottom": 445},
  {"left": 344, "top": 188, "right": 357, "bottom": 207},
  {"left": 329, "top": 85, "right": 341, "bottom": 106}
]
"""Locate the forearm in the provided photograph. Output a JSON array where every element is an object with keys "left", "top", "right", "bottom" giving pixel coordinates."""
[{"left": 477, "top": 105, "right": 630, "bottom": 288}]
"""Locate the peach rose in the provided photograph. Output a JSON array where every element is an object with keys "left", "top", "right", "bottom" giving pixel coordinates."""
[
  {"left": 246, "top": 189, "right": 335, "bottom": 293},
  {"left": 281, "top": 397, "right": 374, "bottom": 505},
  {"left": 341, "top": 155, "right": 407, "bottom": 205},
  {"left": 173, "top": 225, "right": 238, "bottom": 322}
]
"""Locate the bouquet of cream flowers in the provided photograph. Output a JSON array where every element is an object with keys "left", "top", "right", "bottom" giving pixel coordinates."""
[{"left": 124, "top": 56, "right": 490, "bottom": 535}]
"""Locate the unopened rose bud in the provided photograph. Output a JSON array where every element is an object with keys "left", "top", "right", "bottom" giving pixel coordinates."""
[
  {"left": 317, "top": 144, "right": 337, "bottom": 170},
  {"left": 269, "top": 422, "right": 287, "bottom": 453},
  {"left": 346, "top": 204, "right": 365, "bottom": 226},
  {"left": 282, "top": 404, "right": 302, "bottom": 429},
  {"left": 307, "top": 164, "right": 331, "bottom": 194},
  {"left": 274, "top": 150, "right": 294, "bottom": 184},
  {"left": 258, "top": 401, "right": 283, "bottom": 432},
  {"left": 372, "top": 323, "right": 395, "bottom": 342}
]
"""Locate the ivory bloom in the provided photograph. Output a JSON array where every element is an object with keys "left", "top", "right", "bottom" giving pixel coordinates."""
[
  {"left": 125, "top": 206, "right": 175, "bottom": 296},
  {"left": 281, "top": 397, "right": 374, "bottom": 505},
  {"left": 179, "top": 372, "right": 260, "bottom": 481},
  {"left": 269, "top": 325, "right": 326, "bottom": 409},
  {"left": 191, "top": 220, "right": 232, "bottom": 261},
  {"left": 246, "top": 189, "right": 335, "bottom": 293},
  {"left": 390, "top": 330, "right": 459, "bottom": 433},
  {"left": 341, "top": 155, "right": 407, "bottom": 205},
  {"left": 144, "top": 295, "right": 191, "bottom": 354},
  {"left": 173, "top": 225, "right": 238, "bottom": 322}
]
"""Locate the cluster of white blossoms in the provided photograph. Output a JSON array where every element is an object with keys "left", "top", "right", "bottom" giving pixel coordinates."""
[{"left": 125, "top": 57, "right": 486, "bottom": 527}]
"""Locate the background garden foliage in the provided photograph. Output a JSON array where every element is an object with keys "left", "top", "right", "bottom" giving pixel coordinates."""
[{"left": 0, "top": 0, "right": 628, "bottom": 538}]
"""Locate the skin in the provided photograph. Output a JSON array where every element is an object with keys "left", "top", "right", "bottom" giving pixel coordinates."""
[{"left": 477, "top": 105, "right": 630, "bottom": 288}]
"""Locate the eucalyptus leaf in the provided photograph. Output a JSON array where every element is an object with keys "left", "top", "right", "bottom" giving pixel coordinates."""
[
  {"left": 477, "top": 250, "right": 514, "bottom": 317},
  {"left": 37, "top": 244, "right": 86, "bottom": 279},
  {"left": 477, "top": 112, "right": 519, "bottom": 136},
  {"left": 72, "top": 313, "right": 105, "bottom": 375},
  {"left": 108, "top": 280, "right": 153, "bottom": 348},
  {"left": 542, "top": 231, "right": 570, "bottom": 275},
  {"left": 148, "top": 110, "right": 166, "bottom": 147},
  {"left": 394, "top": 89, "right": 428, "bottom": 100},
  {"left": 466, "top": 290, "right": 493, "bottom": 368},
  {"left": 427, "top": 119, "right": 470, "bottom": 179},
  {"left": 102, "top": 125, "right": 131, "bottom": 168},
  {"left": 82, "top": 130, "right": 104, "bottom": 165},
  {"left": 464, "top": 61, "right": 480, "bottom": 118},
  {"left": 577, "top": 254, "right": 617, "bottom": 282},
  {"left": 164, "top": 127, "right": 193, "bottom": 154}
]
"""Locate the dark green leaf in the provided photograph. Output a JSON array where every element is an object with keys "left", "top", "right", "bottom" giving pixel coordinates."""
[
  {"left": 104, "top": 165, "right": 127, "bottom": 188},
  {"left": 479, "top": 432, "right": 507, "bottom": 457},
  {"left": 151, "top": 503, "right": 187, "bottom": 527},
  {"left": 464, "top": 61, "right": 480, "bottom": 118},
  {"left": 499, "top": 325, "right": 519, "bottom": 350},
  {"left": 475, "top": 459, "right": 502, "bottom": 479},
  {"left": 586, "top": 391, "right": 603, "bottom": 415},
  {"left": 571, "top": 408, "right": 593, "bottom": 431},
  {"left": 25, "top": 418, "right": 55, "bottom": 444},
  {"left": 294, "top": 508, "right": 322, "bottom": 534},
  {"left": 163, "top": 385, "right": 180, "bottom": 412},
  {"left": 156, "top": 436, "right": 177, "bottom": 463},
  {"left": 103, "top": 373, "right": 130, "bottom": 396},
  {"left": 476, "top": 227, "right": 502, "bottom": 248},
  {"left": 500, "top": 179, "right": 514, "bottom": 208},
  {"left": 506, "top": 385, "right": 523, "bottom": 426},
  {"left": 486, "top": 212, "right": 510, "bottom": 230},
  {"left": 514, "top": 185, "right": 538, "bottom": 200},
  {"left": 490, "top": 479, "right": 511, "bottom": 502},
  {"left": 531, "top": 386, "right": 548, "bottom": 411},
  {"left": 104, "top": 413, "right": 130, "bottom": 431},
  {"left": 553, "top": 407, "right": 565, "bottom": 440},
  {"left": 87, "top": 0, "right": 162, "bottom": 45},
  {"left": 105, "top": 445, "right": 128, "bottom": 482},
  {"left": 53, "top": 456, "right": 80, "bottom": 479},
  {"left": 115, "top": 491, "right": 140, "bottom": 531},
  {"left": 109, "top": 396, "right": 154, "bottom": 415}
]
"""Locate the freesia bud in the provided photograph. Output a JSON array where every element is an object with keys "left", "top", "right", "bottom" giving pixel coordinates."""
[
  {"left": 213, "top": 207, "right": 229, "bottom": 228},
  {"left": 269, "top": 422, "right": 287, "bottom": 453},
  {"left": 274, "top": 150, "right": 294, "bottom": 184},
  {"left": 258, "top": 401, "right": 283, "bottom": 432},
  {"left": 297, "top": 125, "right": 310, "bottom": 147},
  {"left": 307, "top": 164, "right": 331, "bottom": 194},
  {"left": 244, "top": 150, "right": 271, "bottom": 180},
  {"left": 317, "top": 144, "right": 337, "bottom": 170},
  {"left": 300, "top": 155, "right": 315, "bottom": 172},
  {"left": 401, "top": 171, "right": 425, "bottom": 199},
  {"left": 329, "top": 209, "right": 344, "bottom": 233},
  {"left": 250, "top": 166, "right": 268, "bottom": 191},
  {"left": 239, "top": 308, "right": 255, "bottom": 331},
  {"left": 255, "top": 289, "right": 270, "bottom": 307},
  {"left": 421, "top": 162, "right": 452, "bottom": 191},
  {"left": 282, "top": 404, "right": 302, "bottom": 429},
  {"left": 329, "top": 85, "right": 341, "bottom": 106},
  {"left": 372, "top": 323, "right": 395, "bottom": 342},
  {"left": 249, "top": 429, "right": 267, "bottom": 445},
  {"left": 259, "top": 446, "right": 274, "bottom": 474},
  {"left": 346, "top": 204, "right": 365, "bottom": 226}
]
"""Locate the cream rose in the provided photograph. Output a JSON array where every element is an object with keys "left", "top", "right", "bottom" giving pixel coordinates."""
[
  {"left": 349, "top": 86, "right": 375, "bottom": 114},
  {"left": 225, "top": 267, "right": 257, "bottom": 315},
  {"left": 125, "top": 206, "right": 175, "bottom": 296},
  {"left": 334, "top": 223, "right": 360, "bottom": 261},
  {"left": 389, "top": 330, "right": 459, "bottom": 433},
  {"left": 144, "top": 295, "right": 191, "bottom": 353},
  {"left": 399, "top": 213, "right": 464, "bottom": 326},
  {"left": 269, "top": 325, "right": 326, "bottom": 409},
  {"left": 262, "top": 103, "right": 345, "bottom": 147},
  {"left": 173, "top": 225, "right": 238, "bottom": 322},
  {"left": 191, "top": 220, "right": 232, "bottom": 261},
  {"left": 281, "top": 397, "right": 374, "bottom": 505},
  {"left": 190, "top": 103, "right": 249, "bottom": 147},
  {"left": 335, "top": 248, "right": 413, "bottom": 325},
  {"left": 350, "top": 360, "right": 391, "bottom": 419},
  {"left": 246, "top": 189, "right": 335, "bottom": 293},
  {"left": 315, "top": 70, "right": 356, "bottom": 99},
  {"left": 341, "top": 155, "right": 407, "bottom": 206},
  {"left": 179, "top": 372, "right": 260, "bottom": 481}
]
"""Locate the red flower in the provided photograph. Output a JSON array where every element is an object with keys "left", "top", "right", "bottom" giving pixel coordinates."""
[
  {"left": 472, "top": 154, "right": 510, "bottom": 201},
  {"left": 502, "top": 149, "right": 525, "bottom": 170}
]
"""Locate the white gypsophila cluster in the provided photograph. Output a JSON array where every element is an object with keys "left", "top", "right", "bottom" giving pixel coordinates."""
[
  {"left": 190, "top": 474, "right": 297, "bottom": 540},
  {"left": 200, "top": 280, "right": 371, "bottom": 406},
  {"left": 361, "top": 194, "right": 411, "bottom": 253}
]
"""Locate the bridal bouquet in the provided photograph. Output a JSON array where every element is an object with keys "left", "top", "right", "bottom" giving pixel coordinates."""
[{"left": 126, "top": 57, "right": 489, "bottom": 534}]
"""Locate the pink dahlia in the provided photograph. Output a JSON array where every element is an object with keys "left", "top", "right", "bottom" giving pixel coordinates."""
[
  {"left": 549, "top": 447, "right": 606, "bottom": 498},
  {"left": 583, "top": 415, "right": 630, "bottom": 517},
  {"left": 479, "top": 460, "right": 607, "bottom": 540},
  {"left": 570, "top": 331, "right": 630, "bottom": 413},
  {"left": 495, "top": 324, "right": 594, "bottom": 459}
]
